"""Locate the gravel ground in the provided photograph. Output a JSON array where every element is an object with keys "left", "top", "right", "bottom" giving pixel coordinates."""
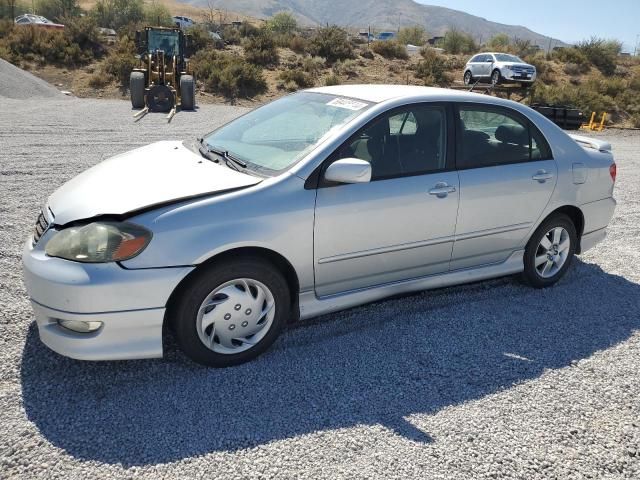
[
  {"left": 0, "top": 59, "right": 64, "bottom": 99},
  {"left": 1, "top": 97, "right": 640, "bottom": 479}
]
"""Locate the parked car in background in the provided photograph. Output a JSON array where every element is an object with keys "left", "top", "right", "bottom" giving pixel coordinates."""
[
  {"left": 97, "top": 27, "right": 117, "bottom": 45},
  {"left": 14, "top": 14, "right": 64, "bottom": 29},
  {"left": 23, "top": 85, "right": 616, "bottom": 368},
  {"left": 172, "top": 16, "right": 195, "bottom": 29},
  {"left": 464, "top": 52, "right": 537, "bottom": 87},
  {"left": 375, "top": 31, "right": 396, "bottom": 41}
]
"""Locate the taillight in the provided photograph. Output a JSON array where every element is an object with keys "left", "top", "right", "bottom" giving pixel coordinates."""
[{"left": 609, "top": 163, "right": 617, "bottom": 182}]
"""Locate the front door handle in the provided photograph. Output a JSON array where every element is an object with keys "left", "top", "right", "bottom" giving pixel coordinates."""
[
  {"left": 532, "top": 170, "right": 554, "bottom": 183},
  {"left": 429, "top": 182, "right": 456, "bottom": 198}
]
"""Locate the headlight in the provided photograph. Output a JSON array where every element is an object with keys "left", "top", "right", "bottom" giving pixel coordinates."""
[
  {"left": 504, "top": 65, "right": 513, "bottom": 71},
  {"left": 45, "top": 222, "right": 152, "bottom": 263}
]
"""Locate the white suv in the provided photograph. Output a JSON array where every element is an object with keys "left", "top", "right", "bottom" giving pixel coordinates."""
[
  {"left": 464, "top": 52, "right": 537, "bottom": 87},
  {"left": 173, "top": 16, "right": 195, "bottom": 30}
]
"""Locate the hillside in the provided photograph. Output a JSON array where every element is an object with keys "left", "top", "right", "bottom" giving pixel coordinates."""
[{"left": 179, "top": 0, "right": 564, "bottom": 47}]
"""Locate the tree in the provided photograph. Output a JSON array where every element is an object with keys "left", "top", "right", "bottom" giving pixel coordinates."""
[
  {"left": 486, "top": 33, "right": 510, "bottom": 52},
  {"left": 34, "top": 0, "right": 81, "bottom": 22},
  {"left": 144, "top": 0, "right": 173, "bottom": 27},
  {"left": 397, "top": 25, "right": 426, "bottom": 46},
  {"left": 91, "top": 0, "right": 144, "bottom": 30},
  {"left": 267, "top": 11, "right": 297, "bottom": 35},
  {"left": 441, "top": 28, "right": 477, "bottom": 55}
]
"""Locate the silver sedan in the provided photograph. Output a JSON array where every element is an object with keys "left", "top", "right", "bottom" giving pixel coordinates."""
[{"left": 22, "top": 85, "right": 617, "bottom": 367}]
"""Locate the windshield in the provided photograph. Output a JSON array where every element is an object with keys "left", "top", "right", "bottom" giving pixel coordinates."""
[
  {"left": 494, "top": 54, "right": 524, "bottom": 63},
  {"left": 202, "top": 92, "right": 372, "bottom": 174},
  {"left": 148, "top": 30, "right": 180, "bottom": 56}
]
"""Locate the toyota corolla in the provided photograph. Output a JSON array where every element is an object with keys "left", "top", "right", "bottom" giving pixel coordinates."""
[{"left": 22, "top": 85, "right": 617, "bottom": 367}]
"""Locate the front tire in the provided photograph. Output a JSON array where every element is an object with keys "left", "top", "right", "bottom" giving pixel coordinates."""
[
  {"left": 130, "top": 72, "right": 145, "bottom": 109},
  {"left": 491, "top": 69, "right": 501, "bottom": 86},
  {"left": 463, "top": 70, "right": 473, "bottom": 85},
  {"left": 522, "top": 214, "right": 577, "bottom": 288},
  {"left": 173, "top": 258, "right": 291, "bottom": 367}
]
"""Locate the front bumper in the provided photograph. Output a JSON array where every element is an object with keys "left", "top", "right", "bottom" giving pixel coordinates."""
[
  {"left": 502, "top": 70, "right": 536, "bottom": 82},
  {"left": 23, "top": 232, "right": 194, "bottom": 360}
]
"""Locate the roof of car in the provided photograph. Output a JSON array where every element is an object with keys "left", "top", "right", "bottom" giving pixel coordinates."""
[{"left": 307, "top": 84, "right": 497, "bottom": 104}]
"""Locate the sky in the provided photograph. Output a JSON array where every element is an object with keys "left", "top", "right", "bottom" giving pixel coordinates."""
[{"left": 417, "top": 0, "right": 639, "bottom": 52}]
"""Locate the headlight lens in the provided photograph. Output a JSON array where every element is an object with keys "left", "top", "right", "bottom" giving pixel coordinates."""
[{"left": 45, "top": 222, "right": 152, "bottom": 263}]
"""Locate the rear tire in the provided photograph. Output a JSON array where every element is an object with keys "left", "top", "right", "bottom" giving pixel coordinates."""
[
  {"left": 129, "top": 72, "right": 145, "bottom": 109},
  {"left": 173, "top": 258, "right": 290, "bottom": 367},
  {"left": 522, "top": 214, "right": 577, "bottom": 288},
  {"left": 180, "top": 75, "right": 195, "bottom": 111}
]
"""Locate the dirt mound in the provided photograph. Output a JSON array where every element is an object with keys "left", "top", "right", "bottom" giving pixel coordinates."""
[{"left": 0, "top": 59, "right": 65, "bottom": 99}]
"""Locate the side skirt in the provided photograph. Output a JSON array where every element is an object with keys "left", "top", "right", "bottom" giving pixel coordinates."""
[{"left": 298, "top": 250, "right": 525, "bottom": 320}]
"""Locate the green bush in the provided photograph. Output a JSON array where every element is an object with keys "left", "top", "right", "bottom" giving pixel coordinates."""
[
  {"left": 144, "top": 1, "right": 173, "bottom": 27},
  {"left": 243, "top": 29, "right": 279, "bottom": 66},
  {"left": 564, "top": 62, "right": 590, "bottom": 76},
  {"left": 441, "top": 29, "right": 477, "bottom": 55},
  {"left": 278, "top": 68, "right": 313, "bottom": 90},
  {"left": 552, "top": 47, "right": 589, "bottom": 66},
  {"left": 266, "top": 12, "right": 297, "bottom": 35},
  {"left": 91, "top": 0, "right": 144, "bottom": 31},
  {"left": 397, "top": 25, "right": 426, "bottom": 46},
  {"left": 533, "top": 83, "right": 616, "bottom": 115},
  {"left": 34, "top": 0, "right": 80, "bottom": 23},
  {"left": 415, "top": 48, "right": 450, "bottom": 86},
  {"left": 371, "top": 40, "right": 408, "bottom": 59},
  {"left": 486, "top": 33, "right": 510, "bottom": 52},
  {"left": 191, "top": 50, "right": 267, "bottom": 98},
  {"left": 576, "top": 37, "right": 622, "bottom": 76},
  {"left": 324, "top": 73, "right": 340, "bottom": 86},
  {"left": 0, "top": 1, "right": 29, "bottom": 20},
  {"left": 186, "top": 25, "right": 216, "bottom": 53},
  {"left": 288, "top": 35, "right": 308, "bottom": 54},
  {"left": 309, "top": 26, "right": 354, "bottom": 64},
  {"left": 101, "top": 35, "right": 136, "bottom": 85}
]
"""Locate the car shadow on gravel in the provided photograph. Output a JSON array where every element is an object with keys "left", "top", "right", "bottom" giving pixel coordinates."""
[{"left": 20, "top": 260, "right": 640, "bottom": 466}]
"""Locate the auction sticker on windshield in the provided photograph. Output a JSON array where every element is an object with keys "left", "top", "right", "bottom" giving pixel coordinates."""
[{"left": 326, "top": 97, "right": 369, "bottom": 111}]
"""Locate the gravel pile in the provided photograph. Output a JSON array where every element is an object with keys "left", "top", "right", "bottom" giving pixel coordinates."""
[
  {"left": 0, "top": 59, "right": 64, "bottom": 99},
  {"left": 0, "top": 98, "right": 639, "bottom": 479}
]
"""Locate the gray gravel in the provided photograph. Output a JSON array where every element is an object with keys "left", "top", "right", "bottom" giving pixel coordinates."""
[
  {"left": 1, "top": 97, "right": 640, "bottom": 479},
  {"left": 0, "top": 59, "right": 65, "bottom": 99}
]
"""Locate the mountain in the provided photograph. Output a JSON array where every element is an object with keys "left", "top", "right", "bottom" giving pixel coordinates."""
[{"left": 178, "top": 0, "right": 565, "bottom": 48}]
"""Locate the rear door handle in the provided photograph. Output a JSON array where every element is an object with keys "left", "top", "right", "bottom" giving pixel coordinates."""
[
  {"left": 532, "top": 170, "right": 553, "bottom": 183},
  {"left": 429, "top": 182, "right": 456, "bottom": 198}
]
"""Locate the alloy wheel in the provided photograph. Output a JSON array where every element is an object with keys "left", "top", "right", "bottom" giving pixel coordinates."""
[{"left": 534, "top": 227, "right": 571, "bottom": 279}]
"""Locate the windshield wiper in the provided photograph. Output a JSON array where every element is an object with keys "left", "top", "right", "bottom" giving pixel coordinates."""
[{"left": 198, "top": 139, "right": 247, "bottom": 170}]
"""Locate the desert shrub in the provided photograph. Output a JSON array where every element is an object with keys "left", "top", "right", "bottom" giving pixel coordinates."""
[
  {"left": 278, "top": 68, "right": 313, "bottom": 90},
  {"left": 191, "top": 50, "right": 267, "bottom": 98},
  {"left": 186, "top": 25, "right": 215, "bottom": 53},
  {"left": 576, "top": 37, "right": 622, "bottom": 75},
  {"left": 564, "top": 62, "right": 590, "bottom": 76},
  {"left": 397, "top": 25, "right": 426, "bottom": 46},
  {"left": 441, "top": 28, "right": 476, "bottom": 55},
  {"left": 534, "top": 83, "right": 615, "bottom": 115},
  {"left": 301, "top": 55, "right": 324, "bottom": 74},
  {"left": 62, "top": 15, "right": 101, "bottom": 51},
  {"left": 486, "top": 33, "right": 510, "bottom": 52},
  {"left": 288, "top": 35, "right": 308, "bottom": 54},
  {"left": 513, "top": 38, "right": 537, "bottom": 57},
  {"left": 630, "top": 75, "right": 640, "bottom": 91},
  {"left": 243, "top": 29, "right": 279, "bottom": 66},
  {"left": 266, "top": 12, "right": 297, "bottom": 36},
  {"left": 92, "top": 0, "right": 144, "bottom": 31},
  {"left": 525, "top": 53, "right": 555, "bottom": 83},
  {"left": 415, "top": 48, "right": 450, "bottom": 86},
  {"left": 332, "top": 58, "right": 358, "bottom": 78},
  {"left": 371, "top": 39, "right": 408, "bottom": 59},
  {"left": 443, "top": 54, "right": 467, "bottom": 70},
  {"left": 34, "top": 0, "right": 80, "bottom": 23},
  {"left": 0, "top": 23, "right": 96, "bottom": 65},
  {"left": 101, "top": 34, "right": 136, "bottom": 85},
  {"left": 88, "top": 71, "right": 110, "bottom": 88},
  {"left": 360, "top": 48, "right": 374, "bottom": 59},
  {"left": 552, "top": 47, "right": 589, "bottom": 67},
  {"left": 144, "top": 1, "right": 173, "bottom": 27},
  {"left": 0, "top": 1, "right": 29, "bottom": 20},
  {"left": 324, "top": 73, "right": 340, "bottom": 86},
  {"left": 309, "top": 26, "right": 354, "bottom": 64},
  {"left": 631, "top": 114, "right": 640, "bottom": 128}
]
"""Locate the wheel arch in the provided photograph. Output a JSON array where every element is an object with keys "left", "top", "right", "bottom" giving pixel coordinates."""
[
  {"left": 538, "top": 205, "right": 585, "bottom": 253},
  {"left": 164, "top": 246, "right": 301, "bottom": 332}
]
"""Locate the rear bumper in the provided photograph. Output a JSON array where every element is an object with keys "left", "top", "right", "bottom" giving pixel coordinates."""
[{"left": 579, "top": 196, "right": 616, "bottom": 254}]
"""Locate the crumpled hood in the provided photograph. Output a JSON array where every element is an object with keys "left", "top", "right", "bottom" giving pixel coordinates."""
[{"left": 48, "top": 141, "right": 261, "bottom": 225}]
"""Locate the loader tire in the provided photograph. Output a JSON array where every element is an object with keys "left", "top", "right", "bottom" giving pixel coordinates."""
[
  {"left": 130, "top": 72, "right": 145, "bottom": 109},
  {"left": 180, "top": 75, "right": 195, "bottom": 111}
]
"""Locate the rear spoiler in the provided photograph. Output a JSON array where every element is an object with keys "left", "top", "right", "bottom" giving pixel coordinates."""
[{"left": 568, "top": 134, "right": 612, "bottom": 153}]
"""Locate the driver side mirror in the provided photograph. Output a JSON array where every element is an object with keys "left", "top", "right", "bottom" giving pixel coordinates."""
[{"left": 324, "top": 158, "right": 372, "bottom": 184}]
